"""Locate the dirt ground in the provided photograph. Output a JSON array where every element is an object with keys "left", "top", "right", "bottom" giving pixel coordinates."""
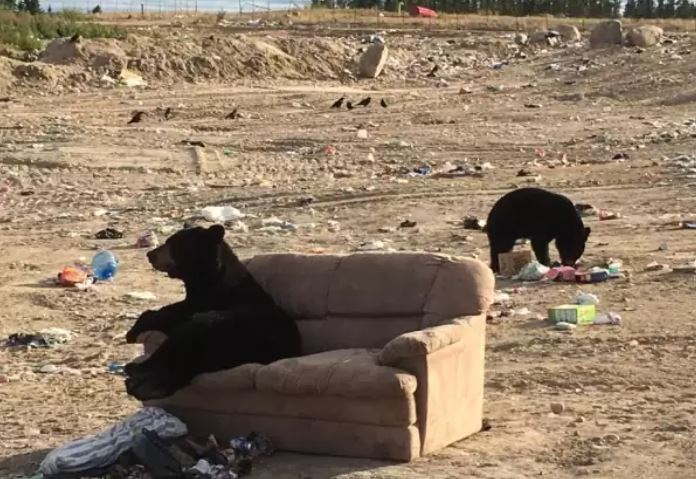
[{"left": 1, "top": 20, "right": 696, "bottom": 479}]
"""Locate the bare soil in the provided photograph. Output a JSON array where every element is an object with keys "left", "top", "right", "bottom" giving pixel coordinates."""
[{"left": 1, "top": 21, "right": 696, "bottom": 479}]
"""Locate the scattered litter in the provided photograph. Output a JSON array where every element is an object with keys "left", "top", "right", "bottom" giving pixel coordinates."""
[
  {"left": 514, "top": 261, "right": 550, "bottom": 281},
  {"left": 40, "top": 327, "right": 73, "bottom": 344},
  {"left": 594, "top": 312, "right": 622, "bottom": 325},
  {"left": 555, "top": 321, "right": 576, "bottom": 331},
  {"left": 575, "top": 292, "right": 600, "bottom": 305},
  {"left": 136, "top": 231, "right": 159, "bottom": 248},
  {"left": 399, "top": 220, "right": 417, "bottom": 228},
  {"left": 672, "top": 262, "right": 696, "bottom": 274},
  {"left": 576, "top": 267, "right": 609, "bottom": 283},
  {"left": 412, "top": 164, "right": 432, "bottom": 176},
  {"left": 575, "top": 203, "right": 598, "bottom": 217},
  {"left": 548, "top": 304, "right": 596, "bottom": 325},
  {"left": 612, "top": 152, "right": 630, "bottom": 160},
  {"left": 57, "top": 265, "right": 91, "bottom": 287},
  {"left": 645, "top": 262, "right": 669, "bottom": 272},
  {"left": 182, "top": 139, "right": 206, "bottom": 148},
  {"left": 126, "top": 291, "right": 157, "bottom": 301},
  {"left": 462, "top": 215, "right": 486, "bottom": 230},
  {"left": 680, "top": 221, "right": 696, "bottom": 229},
  {"left": 259, "top": 217, "right": 297, "bottom": 232},
  {"left": 91, "top": 250, "right": 119, "bottom": 281},
  {"left": 493, "top": 291, "right": 511, "bottom": 305},
  {"left": 4, "top": 333, "right": 48, "bottom": 348},
  {"left": 356, "top": 129, "right": 369, "bottom": 139},
  {"left": 94, "top": 228, "right": 123, "bottom": 239},
  {"left": 229, "top": 432, "right": 275, "bottom": 458},
  {"left": 324, "top": 145, "right": 337, "bottom": 155},
  {"left": 498, "top": 250, "right": 533, "bottom": 277},
  {"left": 39, "top": 364, "right": 60, "bottom": 374},
  {"left": 358, "top": 240, "right": 385, "bottom": 251},
  {"left": 107, "top": 362, "right": 126, "bottom": 375},
  {"left": 201, "top": 206, "right": 245, "bottom": 222},
  {"left": 188, "top": 459, "right": 235, "bottom": 479},
  {"left": 546, "top": 266, "right": 576, "bottom": 282},
  {"left": 524, "top": 103, "right": 543, "bottom": 109},
  {"left": 599, "top": 210, "right": 621, "bottom": 220}
]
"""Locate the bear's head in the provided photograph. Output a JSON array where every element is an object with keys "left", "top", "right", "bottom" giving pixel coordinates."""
[
  {"left": 556, "top": 226, "right": 591, "bottom": 266},
  {"left": 147, "top": 224, "right": 233, "bottom": 284}
]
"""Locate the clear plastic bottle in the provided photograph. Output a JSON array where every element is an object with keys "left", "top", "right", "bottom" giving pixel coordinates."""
[{"left": 91, "top": 250, "right": 119, "bottom": 281}]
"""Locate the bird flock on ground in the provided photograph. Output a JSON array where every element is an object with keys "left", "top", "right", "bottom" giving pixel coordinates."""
[{"left": 126, "top": 95, "right": 389, "bottom": 125}]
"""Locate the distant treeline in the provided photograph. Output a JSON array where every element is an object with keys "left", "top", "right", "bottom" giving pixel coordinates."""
[{"left": 313, "top": 0, "right": 696, "bottom": 19}]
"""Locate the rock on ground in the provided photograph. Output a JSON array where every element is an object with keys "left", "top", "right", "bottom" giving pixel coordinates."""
[
  {"left": 358, "top": 43, "right": 388, "bottom": 79},
  {"left": 626, "top": 25, "right": 664, "bottom": 47},
  {"left": 590, "top": 20, "right": 623, "bottom": 48},
  {"left": 555, "top": 24, "right": 582, "bottom": 42}
]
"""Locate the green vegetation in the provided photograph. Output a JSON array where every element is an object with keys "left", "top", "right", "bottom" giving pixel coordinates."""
[{"left": 0, "top": 11, "right": 126, "bottom": 50}]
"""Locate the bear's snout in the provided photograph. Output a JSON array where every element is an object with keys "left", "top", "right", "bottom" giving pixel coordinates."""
[{"left": 147, "top": 245, "right": 176, "bottom": 273}]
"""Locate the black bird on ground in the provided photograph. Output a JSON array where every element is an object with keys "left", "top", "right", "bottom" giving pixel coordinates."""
[
  {"left": 380, "top": 98, "right": 388, "bottom": 108},
  {"left": 164, "top": 107, "right": 173, "bottom": 120},
  {"left": 69, "top": 33, "right": 81, "bottom": 43},
  {"left": 346, "top": 101, "right": 354, "bottom": 110},
  {"left": 427, "top": 65, "right": 439, "bottom": 77},
  {"left": 225, "top": 107, "right": 239, "bottom": 120},
  {"left": 356, "top": 97, "right": 371, "bottom": 107},
  {"left": 331, "top": 97, "right": 345, "bottom": 109},
  {"left": 128, "top": 111, "right": 146, "bottom": 124}
]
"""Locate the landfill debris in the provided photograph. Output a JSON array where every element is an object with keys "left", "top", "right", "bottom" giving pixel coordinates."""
[
  {"left": 356, "top": 129, "right": 368, "bottom": 139},
  {"left": 493, "top": 291, "right": 511, "bottom": 305},
  {"left": 462, "top": 215, "right": 486, "bottom": 230},
  {"left": 555, "top": 321, "right": 576, "bottom": 331},
  {"left": 599, "top": 210, "right": 621, "bottom": 220},
  {"left": 645, "top": 262, "right": 669, "bottom": 272},
  {"left": 136, "top": 231, "right": 159, "bottom": 248},
  {"left": 498, "top": 250, "right": 533, "bottom": 277},
  {"left": 229, "top": 432, "right": 275, "bottom": 458},
  {"left": 514, "top": 261, "right": 550, "bottom": 281},
  {"left": 358, "top": 240, "right": 385, "bottom": 251},
  {"left": 259, "top": 217, "right": 297, "bottom": 232},
  {"left": 612, "top": 152, "right": 630, "bottom": 160},
  {"left": 324, "top": 145, "right": 337, "bottom": 155},
  {"left": 550, "top": 402, "right": 565, "bottom": 414},
  {"left": 4, "top": 333, "right": 48, "bottom": 348},
  {"left": 92, "top": 250, "right": 119, "bottom": 281},
  {"left": 95, "top": 227, "right": 124, "bottom": 239},
  {"left": 126, "top": 291, "right": 157, "bottom": 301},
  {"left": 575, "top": 292, "right": 600, "bottom": 306},
  {"left": 57, "top": 265, "right": 92, "bottom": 287},
  {"left": 672, "top": 262, "right": 696, "bottom": 274},
  {"left": 188, "top": 459, "right": 236, "bottom": 479},
  {"left": 201, "top": 206, "right": 245, "bottom": 222},
  {"left": 575, "top": 203, "right": 598, "bottom": 217},
  {"left": 576, "top": 267, "right": 609, "bottom": 283},
  {"left": 412, "top": 164, "right": 432, "bottom": 176},
  {"left": 546, "top": 266, "right": 576, "bottom": 282},
  {"left": 107, "top": 362, "right": 126, "bottom": 375},
  {"left": 399, "top": 220, "right": 417, "bottom": 228},
  {"left": 680, "top": 221, "right": 696, "bottom": 229},
  {"left": 594, "top": 312, "right": 622, "bottom": 325},
  {"left": 548, "top": 304, "right": 596, "bottom": 325}
]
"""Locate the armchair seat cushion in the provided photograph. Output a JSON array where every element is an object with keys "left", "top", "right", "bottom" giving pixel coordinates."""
[{"left": 255, "top": 349, "right": 418, "bottom": 399}]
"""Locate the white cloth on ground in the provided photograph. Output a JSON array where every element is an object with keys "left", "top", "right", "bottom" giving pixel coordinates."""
[{"left": 40, "top": 407, "right": 187, "bottom": 476}]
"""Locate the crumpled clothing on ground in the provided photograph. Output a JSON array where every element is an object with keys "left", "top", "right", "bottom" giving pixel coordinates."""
[{"left": 40, "top": 407, "right": 188, "bottom": 476}]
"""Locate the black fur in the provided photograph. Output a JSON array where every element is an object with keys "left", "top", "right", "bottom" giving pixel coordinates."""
[
  {"left": 124, "top": 225, "right": 301, "bottom": 400},
  {"left": 486, "top": 188, "right": 590, "bottom": 272}
]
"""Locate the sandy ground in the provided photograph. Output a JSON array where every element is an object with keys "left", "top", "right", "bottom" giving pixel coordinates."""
[{"left": 1, "top": 24, "right": 696, "bottom": 479}]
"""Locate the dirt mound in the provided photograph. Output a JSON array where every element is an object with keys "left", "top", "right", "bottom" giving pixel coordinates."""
[
  {"left": 40, "top": 38, "right": 127, "bottom": 73},
  {"left": 124, "top": 34, "right": 352, "bottom": 82}
]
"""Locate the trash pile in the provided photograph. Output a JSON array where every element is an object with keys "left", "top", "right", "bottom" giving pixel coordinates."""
[
  {"left": 38, "top": 407, "right": 274, "bottom": 479},
  {"left": 3, "top": 328, "right": 73, "bottom": 349},
  {"left": 55, "top": 249, "right": 119, "bottom": 289}
]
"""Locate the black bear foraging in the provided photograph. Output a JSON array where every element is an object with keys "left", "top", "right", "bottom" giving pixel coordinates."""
[
  {"left": 124, "top": 224, "right": 301, "bottom": 401},
  {"left": 486, "top": 188, "right": 590, "bottom": 273}
]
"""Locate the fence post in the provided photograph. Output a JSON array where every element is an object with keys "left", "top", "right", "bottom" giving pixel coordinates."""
[{"left": 141, "top": 3, "right": 144, "bottom": 17}]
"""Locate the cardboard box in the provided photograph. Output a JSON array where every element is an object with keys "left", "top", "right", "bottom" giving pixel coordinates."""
[
  {"left": 498, "top": 250, "right": 533, "bottom": 277},
  {"left": 548, "top": 304, "right": 596, "bottom": 325}
]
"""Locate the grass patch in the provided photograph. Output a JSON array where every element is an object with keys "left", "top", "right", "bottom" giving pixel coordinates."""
[{"left": 0, "top": 11, "right": 126, "bottom": 50}]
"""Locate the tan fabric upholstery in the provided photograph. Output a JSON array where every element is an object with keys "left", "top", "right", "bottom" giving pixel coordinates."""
[
  {"left": 141, "top": 252, "right": 494, "bottom": 461},
  {"left": 255, "top": 349, "right": 417, "bottom": 399}
]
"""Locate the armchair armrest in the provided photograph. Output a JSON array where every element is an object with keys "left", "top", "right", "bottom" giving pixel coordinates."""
[
  {"left": 378, "top": 313, "right": 486, "bottom": 456},
  {"left": 137, "top": 331, "right": 168, "bottom": 355},
  {"left": 378, "top": 315, "right": 481, "bottom": 366}
]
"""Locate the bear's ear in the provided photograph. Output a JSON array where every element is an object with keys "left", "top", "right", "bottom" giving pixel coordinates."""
[
  {"left": 208, "top": 224, "right": 226, "bottom": 243},
  {"left": 584, "top": 226, "right": 591, "bottom": 240}
]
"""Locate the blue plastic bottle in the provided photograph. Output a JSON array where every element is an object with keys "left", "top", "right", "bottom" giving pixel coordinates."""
[{"left": 91, "top": 250, "right": 119, "bottom": 281}]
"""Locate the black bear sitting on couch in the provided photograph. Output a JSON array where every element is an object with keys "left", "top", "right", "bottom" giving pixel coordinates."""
[{"left": 124, "top": 224, "right": 301, "bottom": 401}]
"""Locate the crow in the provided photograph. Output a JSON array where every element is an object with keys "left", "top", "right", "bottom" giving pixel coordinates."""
[
  {"left": 69, "top": 33, "right": 81, "bottom": 43},
  {"left": 356, "top": 97, "right": 371, "bottom": 107},
  {"left": 380, "top": 98, "right": 388, "bottom": 108},
  {"left": 225, "top": 107, "right": 239, "bottom": 120},
  {"left": 164, "top": 107, "right": 173, "bottom": 120},
  {"left": 331, "top": 97, "right": 345, "bottom": 109},
  {"left": 346, "top": 101, "right": 354, "bottom": 110},
  {"left": 128, "top": 111, "right": 145, "bottom": 124},
  {"left": 427, "top": 65, "right": 439, "bottom": 77}
]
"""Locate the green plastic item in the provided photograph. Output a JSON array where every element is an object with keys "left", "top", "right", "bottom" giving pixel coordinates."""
[{"left": 548, "top": 304, "right": 596, "bottom": 325}]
